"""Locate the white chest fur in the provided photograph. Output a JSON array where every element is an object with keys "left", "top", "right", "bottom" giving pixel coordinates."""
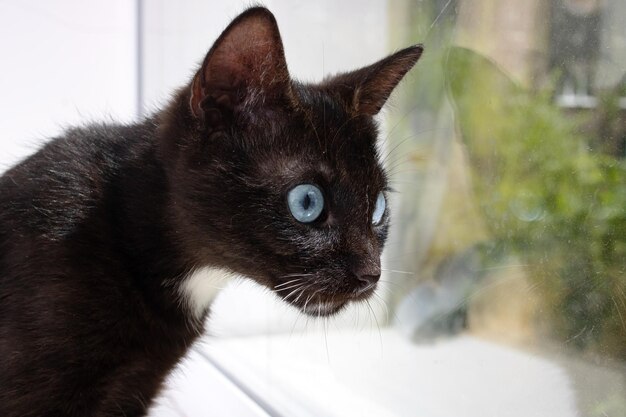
[{"left": 179, "top": 267, "right": 233, "bottom": 319}]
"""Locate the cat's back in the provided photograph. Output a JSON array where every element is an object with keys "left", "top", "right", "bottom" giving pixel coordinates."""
[
  {"left": 0, "top": 122, "right": 149, "bottom": 240},
  {"left": 1, "top": 124, "right": 127, "bottom": 289}
]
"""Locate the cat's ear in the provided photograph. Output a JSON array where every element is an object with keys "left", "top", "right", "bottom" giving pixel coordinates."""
[
  {"left": 324, "top": 45, "right": 423, "bottom": 116},
  {"left": 189, "top": 7, "right": 290, "bottom": 123}
]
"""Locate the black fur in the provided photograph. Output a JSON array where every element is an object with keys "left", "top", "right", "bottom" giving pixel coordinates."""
[{"left": 0, "top": 7, "right": 422, "bottom": 416}]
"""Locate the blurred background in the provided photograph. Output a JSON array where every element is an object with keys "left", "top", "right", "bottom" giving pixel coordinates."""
[{"left": 1, "top": 1, "right": 625, "bottom": 416}]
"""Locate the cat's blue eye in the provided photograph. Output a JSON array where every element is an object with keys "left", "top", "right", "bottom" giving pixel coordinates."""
[
  {"left": 287, "top": 184, "right": 325, "bottom": 223},
  {"left": 372, "top": 192, "right": 386, "bottom": 225}
]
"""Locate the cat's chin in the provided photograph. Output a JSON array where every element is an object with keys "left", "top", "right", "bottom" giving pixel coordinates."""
[
  {"left": 300, "top": 299, "right": 347, "bottom": 317},
  {"left": 275, "top": 283, "right": 377, "bottom": 317}
]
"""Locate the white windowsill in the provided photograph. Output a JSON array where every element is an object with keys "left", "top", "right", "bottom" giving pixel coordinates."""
[{"left": 152, "top": 328, "right": 580, "bottom": 417}]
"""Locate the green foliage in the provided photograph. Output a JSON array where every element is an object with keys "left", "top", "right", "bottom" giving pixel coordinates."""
[{"left": 445, "top": 47, "right": 626, "bottom": 357}]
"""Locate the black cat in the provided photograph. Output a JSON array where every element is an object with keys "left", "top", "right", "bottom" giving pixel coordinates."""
[{"left": 0, "top": 7, "right": 422, "bottom": 416}]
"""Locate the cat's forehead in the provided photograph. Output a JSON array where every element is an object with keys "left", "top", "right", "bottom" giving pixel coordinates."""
[
  {"left": 293, "top": 85, "right": 380, "bottom": 148},
  {"left": 255, "top": 151, "right": 385, "bottom": 197},
  {"left": 254, "top": 122, "right": 384, "bottom": 191},
  {"left": 248, "top": 84, "right": 385, "bottom": 188},
  {"left": 295, "top": 85, "right": 353, "bottom": 130}
]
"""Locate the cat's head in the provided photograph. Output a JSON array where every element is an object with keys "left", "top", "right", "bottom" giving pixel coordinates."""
[{"left": 161, "top": 7, "right": 422, "bottom": 316}]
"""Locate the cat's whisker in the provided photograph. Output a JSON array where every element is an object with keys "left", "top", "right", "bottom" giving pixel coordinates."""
[
  {"left": 383, "top": 155, "right": 414, "bottom": 173},
  {"left": 379, "top": 125, "right": 441, "bottom": 162},
  {"left": 276, "top": 282, "right": 306, "bottom": 292},
  {"left": 381, "top": 268, "right": 415, "bottom": 276},
  {"left": 274, "top": 278, "right": 302, "bottom": 289},
  {"left": 378, "top": 104, "right": 417, "bottom": 150},
  {"left": 288, "top": 307, "right": 305, "bottom": 340},
  {"left": 303, "top": 289, "right": 321, "bottom": 314},
  {"left": 378, "top": 279, "right": 412, "bottom": 290},
  {"left": 283, "top": 285, "right": 306, "bottom": 301},
  {"left": 380, "top": 132, "right": 425, "bottom": 166},
  {"left": 385, "top": 249, "right": 428, "bottom": 261},
  {"left": 333, "top": 113, "right": 366, "bottom": 155},
  {"left": 384, "top": 150, "right": 429, "bottom": 172},
  {"left": 323, "top": 315, "right": 330, "bottom": 364},
  {"left": 293, "top": 283, "right": 313, "bottom": 304},
  {"left": 380, "top": 128, "right": 442, "bottom": 168},
  {"left": 301, "top": 107, "right": 322, "bottom": 153},
  {"left": 386, "top": 168, "right": 428, "bottom": 177},
  {"left": 365, "top": 298, "right": 383, "bottom": 354},
  {"left": 425, "top": 0, "right": 454, "bottom": 39},
  {"left": 280, "top": 272, "right": 313, "bottom": 278},
  {"left": 386, "top": 180, "right": 426, "bottom": 186},
  {"left": 279, "top": 272, "right": 314, "bottom": 278},
  {"left": 371, "top": 292, "right": 392, "bottom": 324},
  {"left": 357, "top": 281, "right": 378, "bottom": 295}
]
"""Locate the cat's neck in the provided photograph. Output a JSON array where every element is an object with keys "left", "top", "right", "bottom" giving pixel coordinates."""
[
  {"left": 104, "top": 118, "right": 192, "bottom": 321},
  {"left": 112, "top": 113, "right": 229, "bottom": 323}
]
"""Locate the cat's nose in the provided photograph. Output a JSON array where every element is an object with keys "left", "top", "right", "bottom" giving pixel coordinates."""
[{"left": 354, "top": 264, "right": 381, "bottom": 291}]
